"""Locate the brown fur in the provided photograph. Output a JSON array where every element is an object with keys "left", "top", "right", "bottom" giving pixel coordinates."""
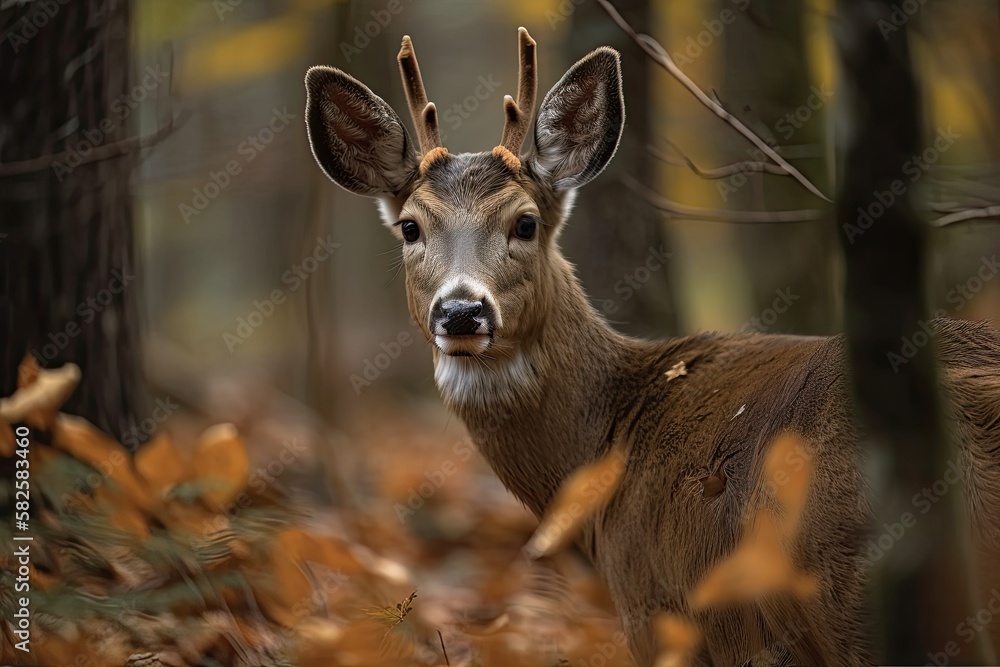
[{"left": 303, "top": 35, "right": 1000, "bottom": 666}]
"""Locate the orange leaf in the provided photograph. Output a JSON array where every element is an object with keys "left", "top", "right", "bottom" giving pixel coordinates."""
[
  {"left": 0, "top": 362, "right": 80, "bottom": 430},
  {"left": 689, "top": 511, "right": 817, "bottom": 610},
  {"left": 193, "top": 424, "right": 249, "bottom": 512},
  {"left": 51, "top": 414, "right": 154, "bottom": 513},
  {"left": 763, "top": 433, "right": 811, "bottom": 537},
  {"left": 524, "top": 448, "right": 626, "bottom": 558},
  {"left": 653, "top": 613, "right": 700, "bottom": 667},
  {"left": 135, "top": 432, "right": 189, "bottom": 497}
]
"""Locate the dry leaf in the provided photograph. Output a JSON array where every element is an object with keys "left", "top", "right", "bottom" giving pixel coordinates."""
[
  {"left": 0, "top": 362, "right": 80, "bottom": 429},
  {"left": 524, "top": 448, "right": 626, "bottom": 559},
  {"left": 763, "top": 433, "right": 811, "bottom": 536},
  {"left": 664, "top": 361, "right": 688, "bottom": 380},
  {"left": 252, "top": 528, "right": 367, "bottom": 627},
  {"left": 689, "top": 433, "right": 816, "bottom": 610},
  {"left": 135, "top": 433, "right": 189, "bottom": 498},
  {"left": 18, "top": 353, "right": 40, "bottom": 388},
  {"left": 653, "top": 613, "right": 700, "bottom": 667},
  {"left": 689, "top": 511, "right": 817, "bottom": 609},
  {"left": 295, "top": 619, "right": 345, "bottom": 667},
  {"left": 193, "top": 423, "right": 249, "bottom": 512},
  {"left": 52, "top": 414, "right": 154, "bottom": 513}
]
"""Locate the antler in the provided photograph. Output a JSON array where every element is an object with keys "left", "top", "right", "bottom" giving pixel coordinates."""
[
  {"left": 498, "top": 27, "right": 538, "bottom": 158},
  {"left": 397, "top": 35, "right": 443, "bottom": 157}
]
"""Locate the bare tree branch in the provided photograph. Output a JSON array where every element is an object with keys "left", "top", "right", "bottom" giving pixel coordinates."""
[
  {"left": 596, "top": 0, "right": 832, "bottom": 203},
  {"left": 931, "top": 205, "right": 1000, "bottom": 227},
  {"left": 649, "top": 143, "right": 789, "bottom": 179},
  {"left": 623, "top": 175, "right": 825, "bottom": 224}
]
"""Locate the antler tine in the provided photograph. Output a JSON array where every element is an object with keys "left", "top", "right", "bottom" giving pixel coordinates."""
[
  {"left": 499, "top": 27, "right": 538, "bottom": 157},
  {"left": 398, "top": 35, "right": 442, "bottom": 155}
]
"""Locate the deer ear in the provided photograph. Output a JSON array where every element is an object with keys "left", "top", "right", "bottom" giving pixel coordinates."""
[
  {"left": 305, "top": 66, "right": 418, "bottom": 198},
  {"left": 529, "top": 47, "right": 625, "bottom": 190}
]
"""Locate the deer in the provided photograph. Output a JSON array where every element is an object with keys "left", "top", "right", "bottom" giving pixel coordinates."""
[{"left": 303, "top": 28, "right": 1000, "bottom": 666}]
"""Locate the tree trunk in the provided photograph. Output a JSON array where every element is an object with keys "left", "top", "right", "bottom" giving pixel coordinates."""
[
  {"left": 0, "top": 0, "right": 141, "bottom": 443},
  {"left": 835, "top": 1, "right": 988, "bottom": 661},
  {"left": 565, "top": 0, "right": 680, "bottom": 338}
]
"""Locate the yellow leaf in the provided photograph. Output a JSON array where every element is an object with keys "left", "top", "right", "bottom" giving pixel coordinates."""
[
  {"left": 193, "top": 423, "right": 249, "bottom": 512},
  {"left": 524, "top": 448, "right": 626, "bottom": 559}
]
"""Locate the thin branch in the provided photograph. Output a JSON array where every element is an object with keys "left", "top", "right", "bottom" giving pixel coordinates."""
[
  {"left": 596, "top": 0, "right": 832, "bottom": 203},
  {"left": 0, "top": 110, "right": 190, "bottom": 177},
  {"left": 649, "top": 143, "right": 789, "bottom": 179},
  {"left": 623, "top": 174, "right": 825, "bottom": 224},
  {"left": 930, "top": 205, "right": 1000, "bottom": 227}
]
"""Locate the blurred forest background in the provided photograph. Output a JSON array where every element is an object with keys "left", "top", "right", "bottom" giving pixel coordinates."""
[{"left": 2, "top": 0, "right": 1000, "bottom": 665}]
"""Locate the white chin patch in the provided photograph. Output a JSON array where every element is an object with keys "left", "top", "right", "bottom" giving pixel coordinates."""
[
  {"left": 435, "top": 334, "right": 492, "bottom": 356},
  {"left": 434, "top": 346, "right": 538, "bottom": 408}
]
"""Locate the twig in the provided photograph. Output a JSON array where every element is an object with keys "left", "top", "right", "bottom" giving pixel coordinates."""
[
  {"left": 0, "top": 110, "right": 190, "bottom": 177},
  {"left": 624, "top": 174, "right": 825, "bottom": 224},
  {"left": 930, "top": 205, "right": 1000, "bottom": 227},
  {"left": 437, "top": 629, "right": 450, "bottom": 666},
  {"left": 649, "top": 143, "right": 788, "bottom": 179},
  {"left": 596, "top": 0, "right": 832, "bottom": 203}
]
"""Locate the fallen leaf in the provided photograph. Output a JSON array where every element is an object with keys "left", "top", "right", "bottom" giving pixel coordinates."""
[
  {"left": 664, "top": 361, "right": 688, "bottom": 380},
  {"left": 653, "top": 613, "right": 700, "bottom": 667},
  {"left": 763, "top": 433, "right": 811, "bottom": 536},
  {"left": 524, "top": 447, "right": 626, "bottom": 559},
  {"left": 135, "top": 433, "right": 189, "bottom": 498},
  {"left": 295, "top": 619, "right": 345, "bottom": 667},
  {"left": 193, "top": 423, "right": 249, "bottom": 512},
  {"left": 52, "top": 414, "right": 154, "bottom": 513},
  {"left": 688, "top": 511, "right": 817, "bottom": 610},
  {"left": 18, "top": 353, "right": 39, "bottom": 388},
  {"left": 0, "top": 362, "right": 81, "bottom": 429}
]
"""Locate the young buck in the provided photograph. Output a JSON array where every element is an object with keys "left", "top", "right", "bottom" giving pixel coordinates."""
[{"left": 304, "top": 29, "right": 1000, "bottom": 665}]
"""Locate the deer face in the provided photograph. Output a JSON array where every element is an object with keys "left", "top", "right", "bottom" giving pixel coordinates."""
[{"left": 304, "top": 29, "right": 624, "bottom": 360}]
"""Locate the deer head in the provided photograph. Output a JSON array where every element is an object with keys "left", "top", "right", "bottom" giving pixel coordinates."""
[{"left": 304, "top": 29, "right": 624, "bottom": 383}]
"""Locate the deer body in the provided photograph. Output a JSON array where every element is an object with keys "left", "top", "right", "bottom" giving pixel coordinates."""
[{"left": 304, "top": 29, "right": 1000, "bottom": 665}]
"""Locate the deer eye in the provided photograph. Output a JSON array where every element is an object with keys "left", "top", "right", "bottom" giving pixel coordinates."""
[
  {"left": 400, "top": 220, "right": 421, "bottom": 243},
  {"left": 514, "top": 215, "right": 537, "bottom": 240}
]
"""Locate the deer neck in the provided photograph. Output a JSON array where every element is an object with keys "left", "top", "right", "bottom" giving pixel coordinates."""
[{"left": 433, "top": 255, "right": 634, "bottom": 517}]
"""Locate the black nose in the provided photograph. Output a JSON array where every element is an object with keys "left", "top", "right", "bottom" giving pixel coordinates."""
[{"left": 436, "top": 299, "right": 484, "bottom": 335}]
